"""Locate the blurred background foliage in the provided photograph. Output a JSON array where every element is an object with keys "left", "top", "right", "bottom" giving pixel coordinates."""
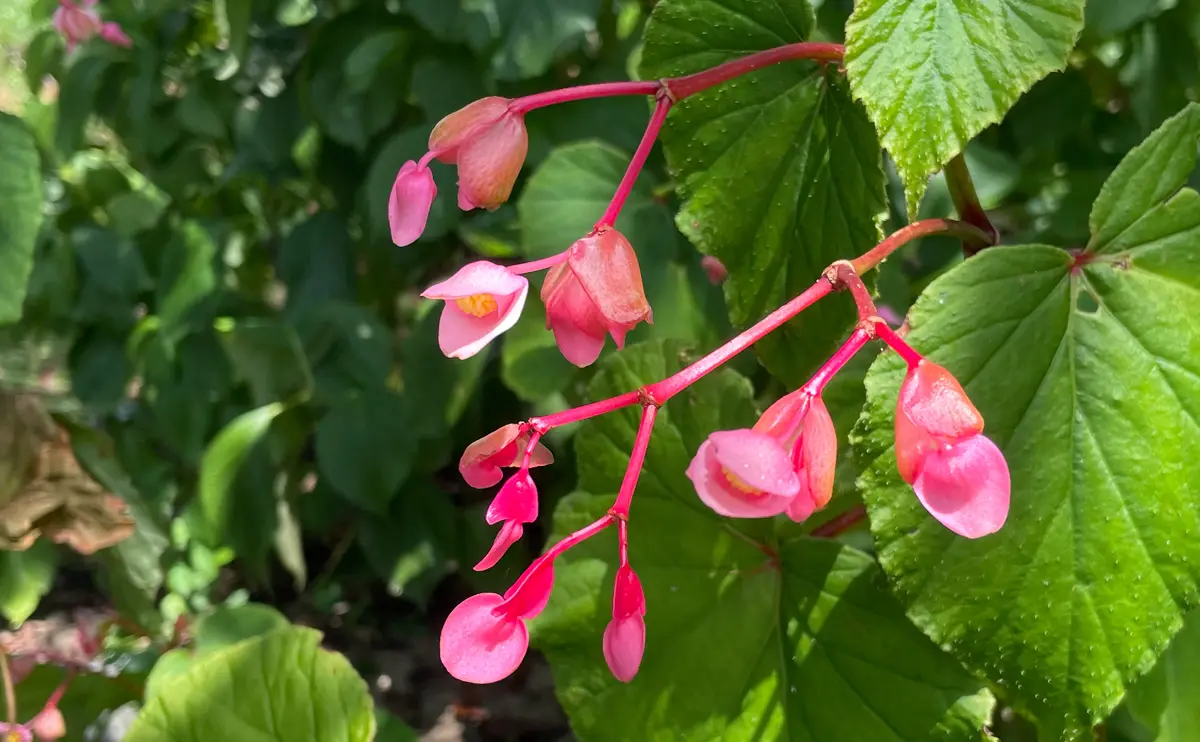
[{"left": 0, "top": 0, "right": 1195, "bottom": 739}]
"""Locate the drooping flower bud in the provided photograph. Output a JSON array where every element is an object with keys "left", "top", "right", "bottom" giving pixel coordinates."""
[
  {"left": 475, "top": 469, "right": 540, "bottom": 571},
  {"left": 603, "top": 564, "right": 646, "bottom": 683},
  {"left": 422, "top": 262, "right": 528, "bottom": 359},
  {"left": 30, "top": 708, "right": 65, "bottom": 742},
  {"left": 53, "top": 0, "right": 103, "bottom": 51},
  {"left": 429, "top": 97, "right": 527, "bottom": 211},
  {"left": 752, "top": 392, "right": 838, "bottom": 523},
  {"left": 541, "top": 228, "right": 652, "bottom": 367},
  {"left": 388, "top": 160, "right": 436, "bottom": 247},
  {"left": 98, "top": 21, "right": 131, "bottom": 48},
  {"left": 458, "top": 424, "right": 554, "bottom": 489},
  {"left": 894, "top": 359, "right": 1010, "bottom": 538},
  {"left": 440, "top": 557, "right": 555, "bottom": 684}
]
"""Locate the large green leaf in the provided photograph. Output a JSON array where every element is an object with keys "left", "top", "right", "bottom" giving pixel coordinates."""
[
  {"left": 852, "top": 105, "right": 1200, "bottom": 738},
  {"left": 844, "top": 0, "right": 1085, "bottom": 211},
  {"left": 125, "top": 627, "right": 375, "bottom": 742},
  {"left": 639, "top": 0, "right": 886, "bottom": 385},
  {"left": 315, "top": 388, "right": 414, "bottom": 514},
  {"left": 199, "top": 403, "right": 286, "bottom": 540},
  {"left": 1126, "top": 610, "right": 1200, "bottom": 742},
  {"left": 533, "top": 342, "right": 994, "bottom": 741},
  {"left": 0, "top": 113, "right": 42, "bottom": 325}
]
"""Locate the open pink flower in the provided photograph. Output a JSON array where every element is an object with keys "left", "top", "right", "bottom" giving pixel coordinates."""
[
  {"left": 752, "top": 391, "right": 838, "bottom": 523},
  {"left": 53, "top": 0, "right": 102, "bottom": 51},
  {"left": 894, "top": 359, "right": 1010, "bottom": 538},
  {"left": 476, "top": 469, "right": 539, "bottom": 571},
  {"left": 422, "top": 262, "right": 528, "bottom": 359},
  {"left": 429, "top": 97, "right": 528, "bottom": 211},
  {"left": 541, "top": 228, "right": 652, "bottom": 367},
  {"left": 388, "top": 160, "right": 436, "bottom": 247},
  {"left": 459, "top": 424, "right": 553, "bottom": 489},
  {"left": 99, "top": 21, "right": 131, "bottom": 47},
  {"left": 686, "top": 429, "right": 799, "bottom": 518},
  {"left": 603, "top": 564, "right": 646, "bottom": 683},
  {"left": 441, "top": 557, "right": 554, "bottom": 684}
]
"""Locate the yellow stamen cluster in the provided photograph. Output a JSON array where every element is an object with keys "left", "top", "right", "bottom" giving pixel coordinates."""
[
  {"left": 455, "top": 293, "right": 499, "bottom": 318},
  {"left": 722, "top": 467, "right": 763, "bottom": 496}
]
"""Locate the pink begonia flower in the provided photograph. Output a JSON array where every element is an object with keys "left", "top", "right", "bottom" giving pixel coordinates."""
[
  {"left": 752, "top": 391, "right": 838, "bottom": 523},
  {"left": 603, "top": 564, "right": 646, "bottom": 683},
  {"left": 475, "top": 469, "right": 539, "bottom": 571},
  {"left": 458, "top": 424, "right": 553, "bottom": 489},
  {"left": 428, "top": 97, "right": 528, "bottom": 211},
  {"left": 441, "top": 558, "right": 554, "bottom": 684},
  {"left": 541, "top": 227, "right": 652, "bottom": 367},
  {"left": 99, "top": 21, "right": 131, "bottom": 48},
  {"left": 686, "top": 429, "right": 800, "bottom": 518},
  {"left": 388, "top": 160, "right": 436, "bottom": 247},
  {"left": 53, "top": 0, "right": 103, "bottom": 51},
  {"left": 422, "top": 261, "right": 528, "bottom": 359},
  {"left": 894, "top": 359, "right": 1010, "bottom": 538},
  {"left": 30, "top": 708, "right": 65, "bottom": 741},
  {"left": 700, "top": 256, "right": 728, "bottom": 285}
]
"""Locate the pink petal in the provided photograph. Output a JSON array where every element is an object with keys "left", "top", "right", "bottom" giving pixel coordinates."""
[
  {"left": 485, "top": 469, "right": 538, "bottom": 525},
  {"left": 549, "top": 319, "right": 606, "bottom": 367},
  {"left": 436, "top": 286, "right": 527, "bottom": 359},
  {"left": 440, "top": 593, "right": 528, "bottom": 684},
  {"left": 99, "top": 22, "right": 131, "bottom": 47},
  {"left": 685, "top": 435, "right": 798, "bottom": 519},
  {"left": 474, "top": 520, "right": 523, "bottom": 571},
  {"left": 457, "top": 186, "right": 476, "bottom": 211},
  {"left": 785, "top": 493, "right": 817, "bottom": 524},
  {"left": 388, "top": 161, "right": 437, "bottom": 247},
  {"left": 603, "top": 615, "right": 645, "bottom": 683},
  {"left": 515, "top": 436, "right": 555, "bottom": 470},
  {"left": 423, "top": 261, "right": 527, "bottom": 301},
  {"left": 566, "top": 229, "right": 652, "bottom": 327},
  {"left": 793, "top": 395, "right": 837, "bottom": 513},
  {"left": 501, "top": 558, "right": 555, "bottom": 619},
  {"left": 612, "top": 564, "right": 645, "bottom": 618},
  {"left": 455, "top": 114, "right": 528, "bottom": 209},
  {"left": 460, "top": 425, "right": 521, "bottom": 489},
  {"left": 30, "top": 707, "right": 65, "bottom": 741},
  {"left": 429, "top": 97, "right": 511, "bottom": 162},
  {"left": 701, "top": 256, "right": 728, "bottom": 284},
  {"left": 912, "top": 433, "right": 1010, "bottom": 539}
]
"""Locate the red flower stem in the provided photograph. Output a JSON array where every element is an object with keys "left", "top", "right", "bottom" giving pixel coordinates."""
[
  {"left": 851, "top": 218, "right": 993, "bottom": 275},
  {"left": 646, "top": 280, "right": 835, "bottom": 403},
  {"left": 498, "top": 514, "right": 616, "bottom": 614},
  {"left": 666, "top": 42, "right": 845, "bottom": 100},
  {"left": 800, "top": 328, "right": 872, "bottom": 396},
  {"left": 609, "top": 405, "right": 659, "bottom": 518},
  {"left": 830, "top": 262, "right": 877, "bottom": 322},
  {"left": 508, "top": 252, "right": 568, "bottom": 275},
  {"left": 617, "top": 519, "right": 629, "bottom": 567},
  {"left": 810, "top": 504, "right": 868, "bottom": 538},
  {"left": 41, "top": 672, "right": 74, "bottom": 712},
  {"left": 596, "top": 95, "right": 673, "bottom": 228},
  {"left": 944, "top": 154, "right": 999, "bottom": 253},
  {"left": 873, "top": 320, "right": 923, "bottom": 367},
  {"left": 519, "top": 431, "right": 542, "bottom": 468},
  {"left": 510, "top": 81, "right": 662, "bottom": 114},
  {"left": 531, "top": 391, "right": 642, "bottom": 431}
]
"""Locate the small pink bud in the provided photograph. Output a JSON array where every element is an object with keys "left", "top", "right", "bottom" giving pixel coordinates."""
[
  {"left": 422, "top": 262, "right": 528, "bottom": 359},
  {"left": 428, "top": 97, "right": 527, "bottom": 211},
  {"left": 458, "top": 424, "right": 553, "bottom": 489},
  {"left": 700, "top": 256, "right": 728, "bottom": 284},
  {"left": 388, "top": 160, "right": 436, "bottom": 247},
  {"left": 685, "top": 429, "right": 800, "bottom": 518},
  {"left": 30, "top": 708, "right": 65, "bottom": 741},
  {"left": 475, "top": 469, "right": 540, "bottom": 571},
  {"left": 541, "top": 228, "right": 652, "bottom": 367},
  {"left": 99, "top": 21, "right": 131, "bottom": 47},
  {"left": 894, "top": 360, "right": 1008, "bottom": 538},
  {"left": 53, "top": 1, "right": 103, "bottom": 50},
  {"left": 603, "top": 564, "right": 646, "bottom": 683}
]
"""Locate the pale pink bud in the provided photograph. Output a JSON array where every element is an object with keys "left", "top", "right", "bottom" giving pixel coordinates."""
[
  {"left": 603, "top": 564, "right": 646, "bottom": 683},
  {"left": 388, "top": 160, "right": 436, "bottom": 247},
  {"left": 700, "top": 256, "right": 728, "bottom": 284},
  {"left": 53, "top": 1, "right": 102, "bottom": 51},
  {"left": 540, "top": 228, "right": 652, "bottom": 367},
  {"left": 458, "top": 424, "right": 553, "bottom": 489},
  {"left": 475, "top": 469, "right": 540, "bottom": 571},
  {"left": 895, "top": 360, "right": 1009, "bottom": 538},
  {"left": 99, "top": 22, "right": 131, "bottom": 47},
  {"left": 31, "top": 708, "right": 65, "bottom": 742},
  {"left": 685, "top": 429, "right": 800, "bottom": 518},
  {"left": 428, "top": 97, "right": 527, "bottom": 211},
  {"left": 422, "top": 262, "right": 528, "bottom": 359}
]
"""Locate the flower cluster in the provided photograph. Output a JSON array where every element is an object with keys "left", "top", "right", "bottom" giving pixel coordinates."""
[
  {"left": 53, "top": 0, "right": 130, "bottom": 52},
  {"left": 384, "top": 47, "right": 1010, "bottom": 687}
]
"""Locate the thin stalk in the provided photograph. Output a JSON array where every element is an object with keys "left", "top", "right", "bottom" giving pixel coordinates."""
[
  {"left": 851, "top": 218, "right": 994, "bottom": 274},
  {"left": 510, "top": 81, "right": 661, "bottom": 114},
  {"left": 831, "top": 262, "right": 878, "bottom": 322},
  {"left": 874, "top": 321, "right": 923, "bottom": 367},
  {"left": 944, "top": 154, "right": 999, "bottom": 253},
  {"left": 666, "top": 43, "right": 844, "bottom": 99},
  {"left": 597, "top": 96, "right": 673, "bottom": 228},
  {"left": 610, "top": 405, "right": 659, "bottom": 518},
  {"left": 811, "top": 504, "right": 868, "bottom": 538},
  {"left": 801, "top": 329, "right": 872, "bottom": 396},
  {"left": 508, "top": 252, "right": 568, "bottom": 275},
  {"left": 531, "top": 391, "right": 642, "bottom": 431},
  {"left": 0, "top": 651, "right": 14, "bottom": 727}
]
